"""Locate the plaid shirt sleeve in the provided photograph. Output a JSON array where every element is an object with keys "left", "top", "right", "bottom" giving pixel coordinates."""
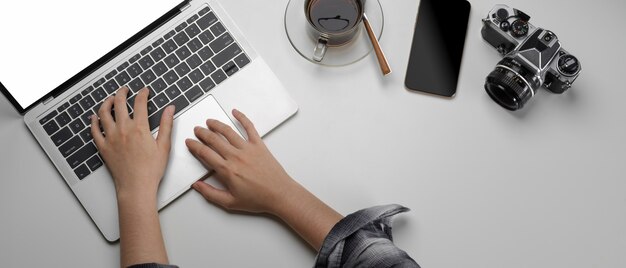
[{"left": 314, "top": 204, "right": 420, "bottom": 268}]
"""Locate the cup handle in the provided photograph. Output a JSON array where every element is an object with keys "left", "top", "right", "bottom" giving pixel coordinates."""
[{"left": 313, "top": 38, "right": 328, "bottom": 62}]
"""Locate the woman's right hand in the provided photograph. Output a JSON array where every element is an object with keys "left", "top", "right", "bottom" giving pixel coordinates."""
[{"left": 185, "top": 109, "right": 299, "bottom": 214}]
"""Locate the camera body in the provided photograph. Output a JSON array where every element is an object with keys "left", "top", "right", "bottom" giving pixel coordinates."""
[{"left": 481, "top": 4, "right": 581, "bottom": 110}]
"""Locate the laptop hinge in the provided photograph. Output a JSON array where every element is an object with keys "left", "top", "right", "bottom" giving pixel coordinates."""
[{"left": 180, "top": 3, "right": 192, "bottom": 12}]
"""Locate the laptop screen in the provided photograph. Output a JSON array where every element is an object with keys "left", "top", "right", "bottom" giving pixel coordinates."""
[{"left": 0, "top": 0, "right": 181, "bottom": 110}]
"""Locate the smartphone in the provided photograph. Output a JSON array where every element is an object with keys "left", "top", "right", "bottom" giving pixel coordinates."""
[{"left": 405, "top": 0, "right": 471, "bottom": 97}]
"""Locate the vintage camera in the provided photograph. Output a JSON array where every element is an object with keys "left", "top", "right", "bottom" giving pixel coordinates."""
[{"left": 481, "top": 5, "right": 581, "bottom": 110}]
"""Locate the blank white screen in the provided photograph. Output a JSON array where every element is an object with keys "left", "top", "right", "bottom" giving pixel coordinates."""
[{"left": 0, "top": 0, "right": 181, "bottom": 108}]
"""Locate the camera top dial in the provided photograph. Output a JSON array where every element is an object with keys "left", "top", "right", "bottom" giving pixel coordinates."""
[{"left": 510, "top": 20, "right": 529, "bottom": 37}]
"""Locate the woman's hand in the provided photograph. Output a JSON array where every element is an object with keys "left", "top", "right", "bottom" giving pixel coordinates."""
[
  {"left": 186, "top": 109, "right": 298, "bottom": 214},
  {"left": 187, "top": 110, "right": 343, "bottom": 250},
  {"left": 91, "top": 86, "right": 174, "bottom": 197}
]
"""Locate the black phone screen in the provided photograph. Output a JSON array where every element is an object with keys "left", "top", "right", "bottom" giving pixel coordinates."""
[{"left": 405, "top": 0, "right": 471, "bottom": 97}]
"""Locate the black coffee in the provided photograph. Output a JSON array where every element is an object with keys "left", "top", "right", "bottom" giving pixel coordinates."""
[{"left": 307, "top": 0, "right": 362, "bottom": 34}]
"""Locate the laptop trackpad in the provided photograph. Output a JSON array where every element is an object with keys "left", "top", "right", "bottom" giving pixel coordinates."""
[{"left": 156, "top": 95, "right": 242, "bottom": 207}]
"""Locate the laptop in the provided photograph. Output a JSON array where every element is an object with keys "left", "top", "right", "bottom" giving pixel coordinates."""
[{"left": 0, "top": 0, "right": 298, "bottom": 241}]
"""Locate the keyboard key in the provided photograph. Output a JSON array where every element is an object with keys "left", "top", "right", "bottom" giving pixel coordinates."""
[
  {"left": 67, "top": 104, "right": 84, "bottom": 119},
  {"left": 80, "top": 112, "right": 94, "bottom": 125},
  {"left": 186, "top": 54, "right": 203, "bottom": 70},
  {"left": 151, "top": 78, "right": 168, "bottom": 93},
  {"left": 152, "top": 61, "right": 168, "bottom": 77},
  {"left": 175, "top": 46, "right": 192, "bottom": 61},
  {"left": 147, "top": 101, "right": 157, "bottom": 116},
  {"left": 198, "top": 30, "right": 215, "bottom": 45},
  {"left": 43, "top": 120, "right": 60, "bottom": 135},
  {"left": 93, "top": 78, "right": 106, "bottom": 88},
  {"left": 115, "top": 71, "right": 132, "bottom": 86},
  {"left": 117, "top": 62, "right": 130, "bottom": 72},
  {"left": 139, "top": 55, "right": 155, "bottom": 70},
  {"left": 79, "top": 95, "right": 96, "bottom": 111},
  {"left": 153, "top": 93, "right": 170, "bottom": 108},
  {"left": 127, "top": 94, "right": 137, "bottom": 108},
  {"left": 86, "top": 155, "right": 104, "bottom": 172},
  {"left": 170, "top": 95, "right": 190, "bottom": 115},
  {"left": 40, "top": 110, "right": 58, "bottom": 125},
  {"left": 164, "top": 85, "right": 182, "bottom": 100},
  {"left": 187, "top": 14, "right": 199, "bottom": 24},
  {"left": 213, "top": 43, "right": 243, "bottom": 67},
  {"left": 74, "top": 164, "right": 91, "bottom": 180},
  {"left": 91, "top": 88, "right": 107, "bottom": 102},
  {"left": 55, "top": 112, "right": 72, "bottom": 127},
  {"left": 234, "top": 53, "right": 251, "bottom": 68},
  {"left": 129, "top": 53, "right": 142, "bottom": 63},
  {"left": 175, "top": 21, "right": 188, "bottom": 32},
  {"left": 93, "top": 102, "right": 103, "bottom": 115},
  {"left": 59, "top": 136, "right": 84, "bottom": 157},
  {"left": 51, "top": 127, "right": 72, "bottom": 146},
  {"left": 185, "top": 85, "right": 204, "bottom": 103},
  {"left": 128, "top": 78, "right": 145, "bottom": 93},
  {"left": 57, "top": 102, "right": 70, "bottom": 113},
  {"left": 211, "top": 69, "right": 228, "bottom": 85},
  {"left": 210, "top": 33, "right": 234, "bottom": 54},
  {"left": 162, "top": 39, "right": 178, "bottom": 54},
  {"left": 174, "top": 31, "right": 190, "bottom": 46},
  {"left": 140, "top": 70, "right": 157, "bottom": 84},
  {"left": 199, "top": 61, "right": 216, "bottom": 76},
  {"left": 140, "top": 46, "right": 153, "bottom": 56},
  {"left": 176, "top": 77, "right": 193, "bottom": 92},
  {"left": 153, "top": 38, "right": 165, "bottom": 48},
  {"left": 164, "top": 30, "right": 176, "bottom": 40},
  {"left": 199, "top": 77, "right": 215, "bottom": 92},
  {"left": 81, "top": 86, "right": 95, "bottom": 97},
  {"left": 150, "top": 47, "right": 167, "bottom": 62},
  {"left": 69, "top": 118, "right": 85, "bottom": 134},
  {"left": 127, "top": 63, "right": 143, "bottom": 78},
  {"left": 174, "top": 62, "right": 191, "bottom": 77},
  {"left": 188, "top": 69, "right": 205, "bottom": 84},
  {"left": 80, "top": 128, "right": 93, "bottom": 143},
  {"left": 163, "top": 70, "right": 180, "bottom": 85},
  {"left": 105, "top": 69, "right": 118, "bottom": 80},
  {"left": 198, "top": 6, "right": 211, "bottom": 16},
  {"left": 197, "top": 12, "right": 218, "bottom": 30},
  {"left": 103, "top": 80, "right": 120, "bottom": 94},
  {"left": 148, "top": 108, "right": 165, "bottom": 131},
  {"left": 164, "top": 54, "right": 180, "bottom": 69},
  {"left": 70, "top": 94, "right": 82, "bottom": 104},
  {"left": 198, "top": 46, "right": 214, "bottom": 61},
  {"left": 210, "top": 22, "right": 226, "bottom": 37},
  {"left": 185, "top": 23, "right": 201, "bottom": 38},
  {"left": 67, "top": 142, "right": 97, "bottom": 169},
  {"left": 223, "top": 61, "right": 239, "bottom": 76},
  {"left": 187, "top": 38, "right": 204, "bottom": 53}
]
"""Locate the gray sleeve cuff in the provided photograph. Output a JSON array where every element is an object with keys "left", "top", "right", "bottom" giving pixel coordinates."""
[{"left": 314, "top": 204, "right": 420, "bottom": 268}]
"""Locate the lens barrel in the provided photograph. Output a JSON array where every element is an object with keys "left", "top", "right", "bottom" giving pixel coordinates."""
[{"left": 484, "top": 58, "right": 537, "bottom": 111}]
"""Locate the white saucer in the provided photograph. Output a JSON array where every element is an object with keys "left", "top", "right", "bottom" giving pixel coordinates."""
[{"left": 284, "top": 0, "right": 385, "bottom": 66}]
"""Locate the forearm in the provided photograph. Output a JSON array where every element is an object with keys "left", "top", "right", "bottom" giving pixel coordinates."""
[
  {"left": 272, "top": 182, "right": 343, "bottom": 251},
  {"left": 117, "top": 190, "right": 168, "bottom": 268}
]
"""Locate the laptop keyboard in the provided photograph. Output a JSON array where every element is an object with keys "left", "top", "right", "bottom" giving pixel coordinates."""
[{"left": 38, "top": 6, "right": 251, "bottom": 180}]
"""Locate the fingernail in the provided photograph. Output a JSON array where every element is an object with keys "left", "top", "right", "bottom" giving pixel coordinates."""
[
  {"left": 194, "top": 126, "right": 200, "bottom": 132},
  {"left": 167, "top": 105, "right": 175, "bottom": 115}
]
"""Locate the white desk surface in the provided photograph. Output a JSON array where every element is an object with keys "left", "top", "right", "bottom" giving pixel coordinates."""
[{"left": 2, "top": 0, "right": 625, "bottom": 267}]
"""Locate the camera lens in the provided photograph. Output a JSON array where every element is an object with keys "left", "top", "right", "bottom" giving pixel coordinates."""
[{"left": 484, "top": 58, "right": 537, "bottom": 111}]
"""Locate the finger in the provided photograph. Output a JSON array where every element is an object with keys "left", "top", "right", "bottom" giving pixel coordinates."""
[
  {"left": 98, "top": 96, "right": 116, "bottom": 132},
  {"left": 157, "top": 105, "right": 175, "bottom": 150},
  {"left": 186, "top": 139, "right": 226, "bottom": 170},
  {"left": 90, "top": 113, "right": 105, "bottom": 147},
  {"left": 113, "top": 86, "right": 130, "bottom": 122},
  {"left": 192, "top": 181, "right": 236, "bottom": 209},
  {"left": 206, "top": 119, "right": 246, "bottom": 149},
  {"left": 232, "top": 109, "right": 261, "bottom": 143},
  {"left": 132, "top": 88, "right": 150, "bottom": 127},
  {"left": 194, "top": 126, "right": 235, "bottom": 158}
]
